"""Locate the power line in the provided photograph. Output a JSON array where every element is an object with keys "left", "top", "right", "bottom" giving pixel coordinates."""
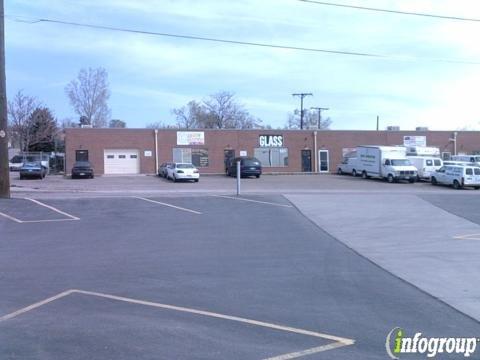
[
  {"left": 6, "top": 15, "right": 480, "bottom": 65},
  {"left": 297, "top": 0, "right": 480, "bottom": 23},
  {"left": 7, "top": 16, "right": 383, "bottom": 58}
]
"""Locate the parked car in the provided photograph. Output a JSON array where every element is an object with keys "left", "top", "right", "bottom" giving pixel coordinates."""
[
  {"left": 19, "top": 162, "right": 47, "bottom": 179},
  {"left": 406, "top": 156, "right": 442, "bottom": 181},
  {"left": 71, "top": 161, "right": 94, "bottom": 179},
  {"left": 158, "top": 162, "right": 173, "bottom": 178},
  {"left": 9, "top": 155, "right": 24, "bottom": 171},
  {"left": 166, "top": 163, "right": 199, "bottom": 182},
  {"left": 226, "top": 157, "right": 262, "bottom": 178},
  {"left": 431, "top": 165, "right": 480, "bottom": 189},
  {"left": 336, "top": 157, "right": 357, "bottom": 175}
]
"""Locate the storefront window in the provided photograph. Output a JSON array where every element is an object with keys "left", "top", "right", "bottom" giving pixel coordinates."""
[
  {"left": 254, "top": 148, "right": 288, "bottom": 167},
  {"left": 173, "top": 148, "right": 209, "bottom": 167}
]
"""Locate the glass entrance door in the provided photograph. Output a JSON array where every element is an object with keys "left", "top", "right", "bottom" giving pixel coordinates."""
[{"left": 318, "top": 150, "right": 329, "bottom": 172}]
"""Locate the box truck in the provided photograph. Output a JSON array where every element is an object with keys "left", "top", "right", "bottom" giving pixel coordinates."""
[{"left": 356, "top": 146, "right": 417, "bottom": 183}]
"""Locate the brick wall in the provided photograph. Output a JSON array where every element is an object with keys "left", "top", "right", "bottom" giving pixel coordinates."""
[{"left": 65, "top": 128, "right": 480, "bottom": 175}]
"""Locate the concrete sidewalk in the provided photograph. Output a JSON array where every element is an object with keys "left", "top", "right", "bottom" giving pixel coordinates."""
[{"left": 286, "top": 193, "right": 480, "bottom": 321}]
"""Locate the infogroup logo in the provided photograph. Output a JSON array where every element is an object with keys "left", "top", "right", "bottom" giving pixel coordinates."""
[{"left": 385, "top": 327, "right": 479, "bottom": 359}]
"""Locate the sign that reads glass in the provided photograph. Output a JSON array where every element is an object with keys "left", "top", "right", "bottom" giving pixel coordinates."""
[{"left": 259, "top": 135, "right": 283, "bottom": 147}]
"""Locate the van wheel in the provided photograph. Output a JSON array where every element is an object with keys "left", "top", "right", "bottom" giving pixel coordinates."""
[
  {"left": 172, "top": 175, "right": 177, "bottom": 182},
  {"left": 337, "top": 168, "right": 343, "bottom": 175},
  {"left": 409, "top": 178, "right": 415, "bottom": 183},
  {"left": 453, "top": 180, "right": 461, "bottom": 189},
  {"left": 361, "top": 171, "right": 368, "bottom": 179},
  {"left": 352, "top": 169, "right": 357, "bottom": 177},
  {"left": 474, "top": 186, "right": 480, "bottom": 190},
  {"left": 387, "top": 174, "right": 395, "bottom": 183},
  {"left": 431, "top": 177, "right": 437, "bottom": 185}
]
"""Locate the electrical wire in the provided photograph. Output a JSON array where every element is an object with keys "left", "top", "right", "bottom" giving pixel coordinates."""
[
  {"left": 6, "top": 15, "right": 480, "bottom": 64},
  {"left": 297, "top": 0, "right": 480, "bottom": 22}
]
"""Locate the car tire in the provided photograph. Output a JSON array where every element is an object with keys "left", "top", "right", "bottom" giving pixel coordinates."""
[
  {"left": 431, "top": 177, "right": 437, "bottom": 185},
  {"left": 91, "top": 174, "right": 94, "bottom": 179},
  {"left": 409, "top": 178, "right": 415, "bottom": 183},
  {"left": 352, "top": 169, "right": 357, "bottom": 177},
  {"left": 195, "top": 179, "right": 199, "bottom": 182},
  {"left": 256, "top": 174, "right": 260, "bottom": 178},
  {"left": 387, "top": 174, "right": 395, "bottom": 183},
  {"left": 337, "top": 168, "right": 343, "bottom": 175},
  {"left": 173, "top": 174, "right": 177, "bottom": 182},
  {"left": 453, "top": 180, "right": 461, "bottom": 189},
  {"left": 19, "top": 174, "right": 24, "bottom": 180},
  {"left": 474, "top": 186, "right": 480, "bottom": 190},
  {"left": 361, "top": 171, "right": 368, "bottom": 179}
]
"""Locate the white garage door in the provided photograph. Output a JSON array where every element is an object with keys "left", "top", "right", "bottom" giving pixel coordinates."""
[{"left": 104, "top": 149, "right": 140, "bottom": 174}]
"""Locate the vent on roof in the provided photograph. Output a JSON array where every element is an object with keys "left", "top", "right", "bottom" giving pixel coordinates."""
[
  {"left": 386, "top": 126, "right": 400, "bottom": 131},
  {"left": 416, "top": 127, "right": 428, "bottom": 131}
]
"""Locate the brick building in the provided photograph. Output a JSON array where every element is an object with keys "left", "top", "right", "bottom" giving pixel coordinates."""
[{"left": 64, "top": 128, "right": 480, "bottom": 175}]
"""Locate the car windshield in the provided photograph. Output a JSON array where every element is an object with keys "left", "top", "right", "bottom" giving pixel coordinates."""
[
  {"left": 23, "top": 162, "right": 40, "bottom": 167},
  {"left": 74, "top": 161, "right": 91, "bottom": 167},
  {"left": 391, "top": 159, "right": 411, "bottom": 166},
  {"left": 177, "top": 164, "right": 194, "bottom": 169}
]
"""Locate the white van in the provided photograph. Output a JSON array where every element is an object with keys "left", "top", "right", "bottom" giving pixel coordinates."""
[
  {"left": 451, "top": 155, "right": 480, "bottom": 165},
  {"left": 431, "top": 165, "right": 480, "bottom": 189},
  {"left": 336, "top": 157, "right": 357, "bottom": 175},
  {"left": 407, "top": 156, "right": 442, "bottom": 181}
]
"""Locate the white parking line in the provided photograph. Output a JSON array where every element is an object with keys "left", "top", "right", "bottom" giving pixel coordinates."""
[
  {"left": 0, "top": 289, "right": 354, "bottom": 359},
  {"left": 0, "top": 289, "right": 75, "bottom": 322},
  {"left": 213, "top": 195, "right": 293, "bottom": 208},
  {"left": 0, "top": 211, "right": 23, "bottom": 223},
  {"left": 454, "top": 233, "right": 480, "bottom": 240},
  {"left": 25, "top": 198, "right": 80, "bottom": 220},
  {"left": 133, "top": 196, "right": 202, "bottom": 214}
]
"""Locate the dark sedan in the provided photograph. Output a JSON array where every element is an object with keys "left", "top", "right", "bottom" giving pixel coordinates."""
[
  {"left": 19, "top": 162, "right": 47, "bottom": 180},
  {"left": 158, "top": 162, "right": 173, "bottom": 178},
  {"left": 226, "top": 157, "right": 262, "bottom": 178},
  {"left": 71, "top": 161, "right": 94, "bottom": 179}
]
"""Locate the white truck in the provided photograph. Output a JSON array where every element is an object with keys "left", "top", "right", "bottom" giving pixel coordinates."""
[{"left": 356, "top": 146, "right": 418, "bottom": 183}]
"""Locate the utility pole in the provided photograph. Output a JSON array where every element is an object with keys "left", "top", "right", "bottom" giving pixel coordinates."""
[
  {"left": 0, "top": 0, "right": 10, "bottom": 199},
  {"left": 292, "top": 93, "right": 312, "bottom": 130},
  {"left": 311, "top": 107, "right": 329, "bottom": 129},
  {"left": 376, "top": 115, "right": 379, "bottom": 131}
]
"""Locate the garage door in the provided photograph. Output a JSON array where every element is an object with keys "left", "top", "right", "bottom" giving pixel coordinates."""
[{"left": 104, "top": 149, "right": 140, "bottom": 174}]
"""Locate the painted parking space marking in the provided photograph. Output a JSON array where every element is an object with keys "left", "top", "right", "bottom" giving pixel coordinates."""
[
  {"left": 212, "top": 195, "right": 293, "bottom": 208},
  {"left": 0, "top": 199, "right": 80, "bottom": 223},
  {"left": 0, "top": 211, "right": 23, "bottom": 223},
  {"left": 24, "top": 198, "right": 80, "bottom": 220},
  {"left": 0, "top": 289, "right": 354, "bottom": 359},
  {"left": 454, "top": 233, "right": 480, "bottom": 240},
  {"left": 133, "top": 196, "right": 202, "bottom": 214}
]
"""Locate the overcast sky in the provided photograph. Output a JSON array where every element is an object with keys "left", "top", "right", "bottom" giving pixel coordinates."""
[{"left": 6, "top": 0, "right": 480, "bottom": 130}]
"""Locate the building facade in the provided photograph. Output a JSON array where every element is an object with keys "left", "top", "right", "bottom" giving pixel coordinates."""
[{"left": 64, "top": 128, "right": 480, "bottom": 175}]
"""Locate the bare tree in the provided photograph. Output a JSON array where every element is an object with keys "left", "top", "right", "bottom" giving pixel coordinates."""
[
  {"left": 172, "top": 100, "right": 205, "bottom": 129},
  {"left": 60, "top": 117, "right": 79, "bottom": 129},
  {"left": 285, "top": 109, "right": 332, "bottom": 130},
  {"left": 7, "top": 90, "right": 39, "bottom": 151},
  {"left": 145, "top": 121, "right": 178, "bottom": 129},
  {"left": 171, "top": 91, "right": 263, "bottom": 129},
  {"left": 65, "top": 67, "right": 111, "bottom": 128},
  {"left": 109, "top": 119, "right": 127, "bottom": 128}
]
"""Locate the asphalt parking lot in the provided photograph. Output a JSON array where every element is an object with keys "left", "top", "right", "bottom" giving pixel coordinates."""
[
  {"left": 1, "top": 194, "right": 480, "bottom": 359},
  {"left": 9, "top": 171, "right": 480, "bottom": 198}
]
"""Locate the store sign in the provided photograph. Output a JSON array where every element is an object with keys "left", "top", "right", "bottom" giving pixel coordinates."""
[
  {"left": 177, "top": 131, "right": 205, "bottom": 145},
  {"left": 404, "top": 136, "right": 426, "bottom": 147},
  {"left": 259, "top": 135, "right": 283, "bottom": 147}
]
